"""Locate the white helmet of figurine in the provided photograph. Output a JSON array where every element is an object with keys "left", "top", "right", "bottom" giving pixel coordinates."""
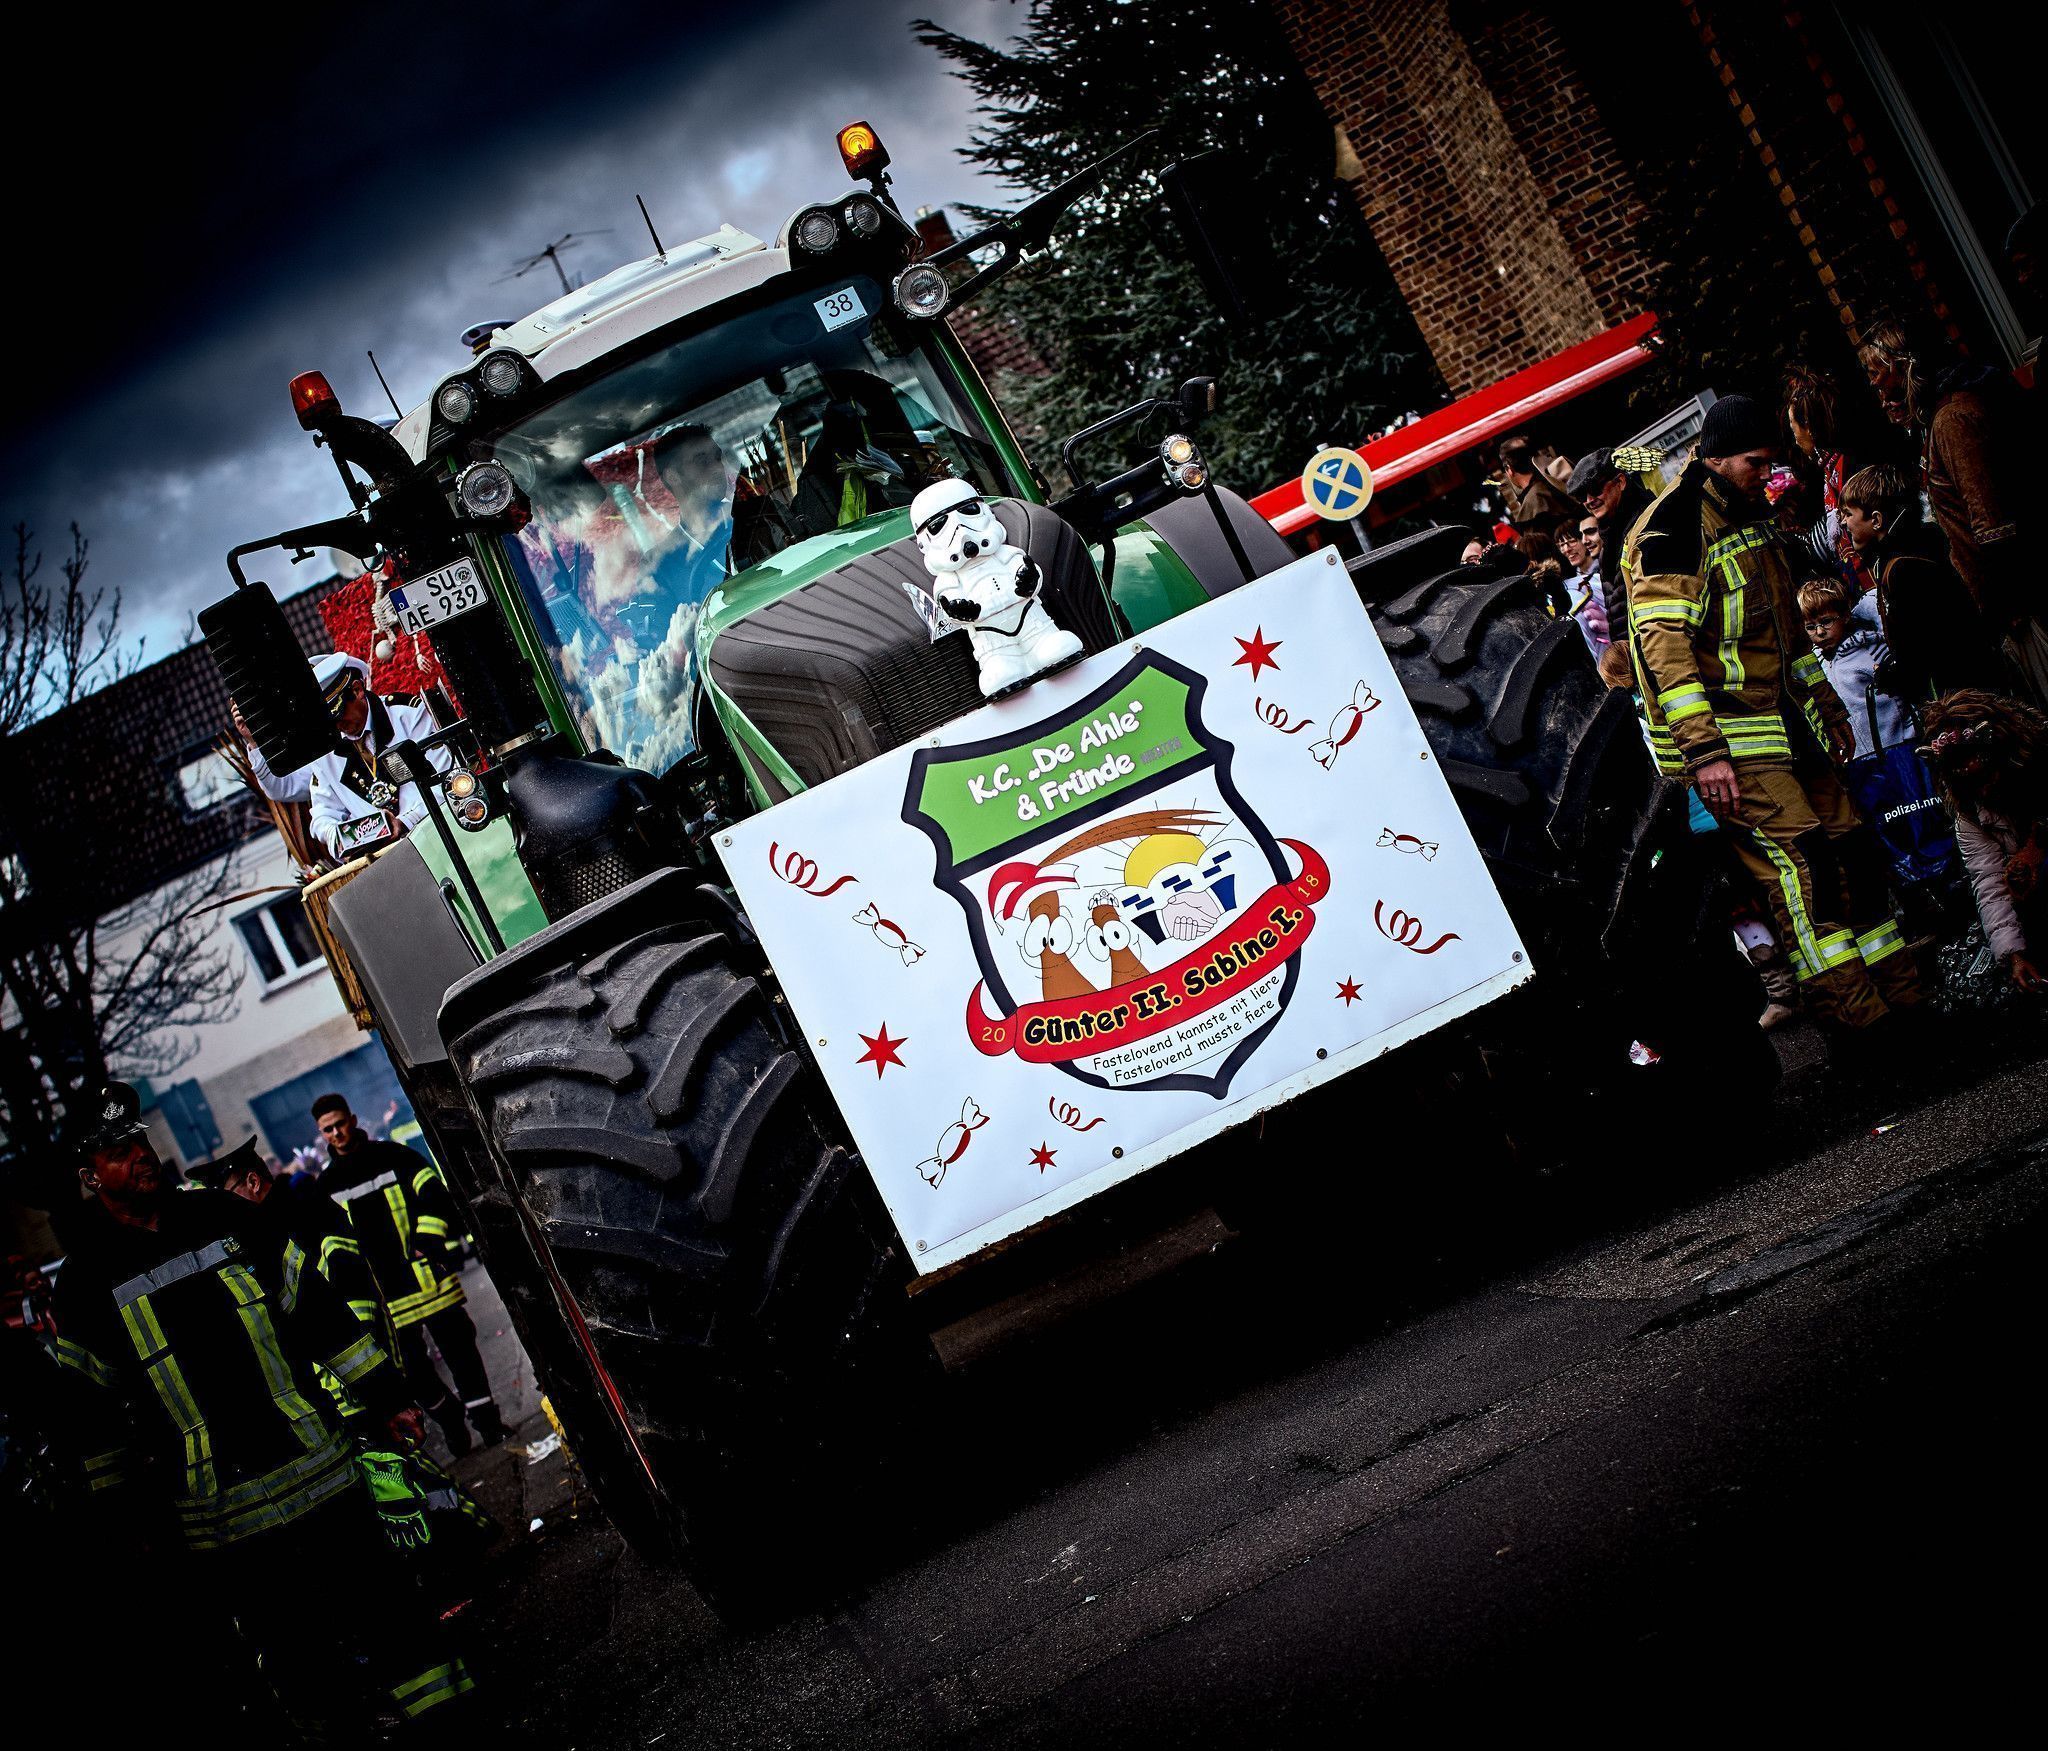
[{"left": 910, "top": 477, "right": 1005, "bottom": 575}]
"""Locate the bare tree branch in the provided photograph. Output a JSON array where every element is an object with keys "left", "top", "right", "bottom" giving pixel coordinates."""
[{"left": 0, "top": 520, "right": 241, "bottom": 1167}]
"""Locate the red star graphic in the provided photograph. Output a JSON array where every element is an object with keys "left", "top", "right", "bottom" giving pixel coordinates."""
[
  {"left": 855, "top": 1024, "right": 907, "bottom": 1078},
  {"left": 1232, "top": 627, "right": 1282, "bottom": 680},
  {"left": 1029, "top": 1141, "right": 1057, "bottom": 1172},
  {"left": 1335, "top": 976, "right": 1362, "bottom": 1006}
]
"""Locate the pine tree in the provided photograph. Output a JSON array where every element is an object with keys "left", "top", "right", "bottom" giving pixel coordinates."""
[{"left": 914, "top": 0, "right": 1439, "bottom": 494}]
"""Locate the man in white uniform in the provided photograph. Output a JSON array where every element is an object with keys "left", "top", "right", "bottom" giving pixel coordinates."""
[{"left": 248, "top": 654, "right": 452, "bottom": 861}]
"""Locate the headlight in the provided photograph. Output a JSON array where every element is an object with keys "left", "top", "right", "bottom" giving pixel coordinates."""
[
  {"left": 454, "top": 792, "right": 490, "bottom": 829},
  {"left": 842, "top": 194, "right": 884, "bottom": 239},
  {"left": 1161, "top": 435, "right": 1207, "bottom": 493},
  {"left": 435, "top": 380, "right": 477, "bottom": 425},
  {"left": 477, "top": 350, "right": 525, "bottom": 396},
  {"left": 892, "top": 263, "right": 950, "bottom": 320},
  {"left": 792, "top": 206, "right": 841, "bottom": 255},
  {"left": 456, "top": 460, "right": 517, "bottom": 518},
  {"left": 446, "top": 769, "right": 478, "bottom": 800}
]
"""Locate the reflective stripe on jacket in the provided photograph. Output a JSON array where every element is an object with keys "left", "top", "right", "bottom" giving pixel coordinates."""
[
  {"left": 323, "top": 1141, "right": 466, "bottom": 1330},
  {"left": 1622, "top": 460, "right": 1849, "bottom": 776},
  {"left": 50, "top": 1191, "right": 396, "bottom": 1549}
]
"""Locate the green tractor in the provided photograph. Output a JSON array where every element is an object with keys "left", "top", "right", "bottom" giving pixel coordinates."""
[{"left": 201, "top": 126, "right": 1751, "bottom": 1605}]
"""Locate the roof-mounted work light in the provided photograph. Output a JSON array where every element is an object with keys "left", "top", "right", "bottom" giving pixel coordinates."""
[{"left": 792, "top": 205, "right": 841, "bottom": 255}]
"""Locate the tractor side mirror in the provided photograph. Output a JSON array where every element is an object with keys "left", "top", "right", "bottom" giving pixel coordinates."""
[
  {"left": 198, "top": 582, "right": 335, "bottom": 774},
  {"left": 1160, "top": 152, "right": 1270, "bottom": 329},
  {"left": 1176, "top": 377, "right": 1221, "bottom": 425}
]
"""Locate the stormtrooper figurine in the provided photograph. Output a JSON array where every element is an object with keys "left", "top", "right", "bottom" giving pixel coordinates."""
[{"left": 911, "top": 478, "right": 1083, "bottom": 698}]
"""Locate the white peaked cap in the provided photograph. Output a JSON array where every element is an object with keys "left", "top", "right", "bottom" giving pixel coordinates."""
[{"left": 309, "top": 652, "right": 374, "bottom": 703}]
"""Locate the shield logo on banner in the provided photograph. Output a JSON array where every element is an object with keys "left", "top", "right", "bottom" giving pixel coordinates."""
[{"left": 902, "top": 651, "right": 1329, "bottom": 1099}]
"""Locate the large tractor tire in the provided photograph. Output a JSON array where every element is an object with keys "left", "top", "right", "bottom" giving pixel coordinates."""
[
  {"left": 1354, "top": 528, "right": 1667, "bottom": 967},
  {"left": 438, "top": 870, "right": 927, "bottom": 1605},
  {"left": 1351, "top": 527, "right": 1776, "bottom": 1120},
  {"left": 395, "top": 1058, "right": 686, "bottom": 1559}
]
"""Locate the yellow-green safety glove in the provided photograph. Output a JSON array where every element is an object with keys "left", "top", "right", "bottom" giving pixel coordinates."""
[{"left": 359, "top": 1449, "right": 432, "bottom": 1551}]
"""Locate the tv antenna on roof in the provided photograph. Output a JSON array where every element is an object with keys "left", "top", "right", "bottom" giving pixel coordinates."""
[{"left": 498, "top": 231, "right": 613, "bottom": 297}]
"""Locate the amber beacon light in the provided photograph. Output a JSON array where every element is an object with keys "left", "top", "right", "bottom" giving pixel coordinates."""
[{"left": 837, "top": 121, "right": 890, "bottom": 180}]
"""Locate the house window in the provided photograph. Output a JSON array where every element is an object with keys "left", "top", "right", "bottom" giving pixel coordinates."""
[
  {"left": 176, "top": 748, "right": 239, "bottom": 815},
  {"left": 235, "top": 894, "right": 324, "bottom": 987}
]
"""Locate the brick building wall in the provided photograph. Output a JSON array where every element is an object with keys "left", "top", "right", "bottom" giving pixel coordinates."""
[
  {"left": 1272, "top": 0, "right": 1657, "bottom": 395},
  {"left": 1458, "top": 7, "right": 1661, "bottom": 332}
]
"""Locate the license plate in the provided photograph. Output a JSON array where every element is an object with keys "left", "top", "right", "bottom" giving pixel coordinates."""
[{"left": 390, "top": 559, "right": 488, "bottom": 635}]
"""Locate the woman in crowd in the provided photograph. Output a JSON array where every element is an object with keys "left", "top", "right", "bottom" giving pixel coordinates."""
[
  {"left": 1781, "top": 363, "right": 1875, "bottom": 595},
  {"left": 1859, "top": 315, "right": 2044, "bottom": 701},
  {"left": 1837, "top": 463, "right": 2009, "bottom": 702},
  {"left": 1923, "top": 691, "right": 2048, "bottom": 993}
]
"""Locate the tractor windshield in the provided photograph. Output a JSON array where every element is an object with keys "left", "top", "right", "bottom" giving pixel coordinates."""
[{"left": 491, "top": 275, "right": 1014, "bottom": 775}]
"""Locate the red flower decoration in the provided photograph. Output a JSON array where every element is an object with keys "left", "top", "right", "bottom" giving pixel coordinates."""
[{"left": 318, "top": 563, "right": 455, "bottom": 707}]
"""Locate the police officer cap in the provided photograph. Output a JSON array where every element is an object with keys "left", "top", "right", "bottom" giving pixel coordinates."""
[
  {"left": 1697, "top": 394, "right": 1779, "bottom": 459},
  {"left": 69, "top": 1081, "right": 147, "bottom": 1157},
  {"left": 186, "top": 1135, "right": 266, "bottom": 1191},
  {"left": 1567, "top": 447, "right": 1619, "bottom": 499}
]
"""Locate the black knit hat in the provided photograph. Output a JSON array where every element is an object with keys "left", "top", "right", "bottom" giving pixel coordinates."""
[{"left": 1697, "top": 394, "right": 1778, "bottom": 459}]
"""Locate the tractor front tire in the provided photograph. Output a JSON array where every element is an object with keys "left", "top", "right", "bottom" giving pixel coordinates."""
[{"left": 440, "top": 871, "right": 926, "bottom": 1609}]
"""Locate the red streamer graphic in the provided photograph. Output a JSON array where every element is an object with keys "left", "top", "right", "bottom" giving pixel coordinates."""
[
  {"left": 1374, "top": 900, "right": 1460, "bottom": 955},
  {"left": 968, "top": 841, "right": 1329, "bottom": 1064},
  {"left": 1255, "top": 697, "right": 1310, "bottom": 735},
  {"left": 768, "top": 841, "right": 858, "bottom": 898},
  {"left": 1048, "top": 1098, "right": 1107, "bottom": 1132}
]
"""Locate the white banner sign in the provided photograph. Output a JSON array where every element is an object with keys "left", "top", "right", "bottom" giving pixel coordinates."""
[{"left": 720, "top": 549, "right": 1531, "bottom": 1272}]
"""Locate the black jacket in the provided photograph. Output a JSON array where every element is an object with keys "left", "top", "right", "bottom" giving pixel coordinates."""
[
  {"left": 50, "top": 1189, "right": 401, "bottom": 1548},
  {"left": 320, "top": 1141, "right": 467, "bottom": 1328},
  {"left": 1874, "top": 533, "right": 2014, "bottom": 703},
  {"left": 1600, "top": 478, "right": 1654, "bottom": 634}
]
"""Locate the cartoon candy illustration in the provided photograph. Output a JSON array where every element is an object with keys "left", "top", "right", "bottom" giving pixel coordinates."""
[
  {"left": 1376, "top": 827, "right": 1439, "bottom": 861},
  {"left": 913, "top": 1097, "right": 990, "bottom": 1189},
  {"left": 852, "top": 900, "right": 926, "bottom": 967},
  {"left": 1309, "top": 681, "right": 1380, "bottom": 769}
]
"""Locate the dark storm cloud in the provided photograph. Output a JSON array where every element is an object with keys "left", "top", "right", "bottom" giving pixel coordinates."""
[{"left": 2, "top": 0, "right": 1021, "bottom": 655}]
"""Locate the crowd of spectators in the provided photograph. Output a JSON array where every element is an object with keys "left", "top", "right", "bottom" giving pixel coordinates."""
[{"left": 1464, "top": 262, "right": 2043, "bottom": 1034}]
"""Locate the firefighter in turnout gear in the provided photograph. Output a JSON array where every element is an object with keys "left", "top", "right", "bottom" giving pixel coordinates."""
[
  {"left": 191, "top": 1133, "right": 395, "bottom": 1435},
  {"left": 191, "top": 1136, "right": 385, "bottom": 1346},
  {"left": 194, "top": 1135, "right": 501, "bottom": 1581},
  {"left": 1623, "top": 395, "right": 1922, "bottom": 1035},
  {"left": 314, "top": 1094, "right": 506, "bottom": 1451},
  {"left": 49, "top": 1083, "right": 476, "bottom": 1728}
]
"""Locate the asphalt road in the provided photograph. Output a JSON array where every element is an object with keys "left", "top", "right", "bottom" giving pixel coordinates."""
[{"left": 452, "top": 1012, "right": 2048, "bottom": 1747}]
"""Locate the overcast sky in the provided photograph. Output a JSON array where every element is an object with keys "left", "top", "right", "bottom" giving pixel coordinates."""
[{"left": 2, "top": 0, "right": 1025, "bottom": 661}]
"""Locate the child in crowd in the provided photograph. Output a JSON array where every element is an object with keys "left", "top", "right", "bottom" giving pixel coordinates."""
[
  {"left": 1797, "top": 576, "right": 1912, "bottom": 762},
  {"left": 1922, "top": 691, "right": 2048, "bottom": 994},
  {"left": 1838, "top": 462, "right": 2009, "bottom": 702},
  {"left": 1805, "top": 540, "right": 1966, "bottom": 931},
  {"left": 1513, "top": 529, "right": 1573, "bottom": 618}
]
